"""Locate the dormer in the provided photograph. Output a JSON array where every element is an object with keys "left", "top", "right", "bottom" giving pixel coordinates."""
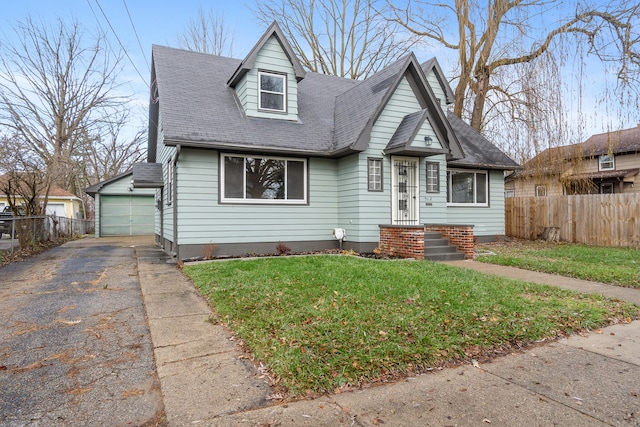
[
  {"left": 421, "top": 58, "right": 455, "bottom": 113},
  {"left": 227, "top": 22, "right": 306, "bottom": 121}
]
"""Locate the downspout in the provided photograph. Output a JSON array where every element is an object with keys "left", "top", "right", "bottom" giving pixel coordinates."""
[{"left": 172, "top": 145, "right": 181, "bottom": 260}]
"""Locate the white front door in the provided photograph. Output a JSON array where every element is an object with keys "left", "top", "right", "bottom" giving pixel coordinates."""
[{"left": 391, "top": 157, "right": 419, "bottom": 225}]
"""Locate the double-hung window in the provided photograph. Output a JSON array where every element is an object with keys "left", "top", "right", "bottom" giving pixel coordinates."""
[
  {"left": 221, "top": 154, "right": 306, "bottom": 203},
  {"left": 367, "top": 158, "right": 383, "bottom": 191},
  {"left": 446, "top": 169, "right": 488, "bottom": 206},
  {"left": 599, "top": 154, "right": 615, "bottom": 171},
  {"left": 426, "top": 162, "right": 439, "bottom": 193},
  {"left": 258, "top": 71, "right": 286, "bottom": 112}
]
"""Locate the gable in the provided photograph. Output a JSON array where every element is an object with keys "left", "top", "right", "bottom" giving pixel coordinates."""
[
  {"left": 421, "top": 58, "right": 455, "bottom": 110},
  {"left": 234, "top": 36, "right": 300, "bottom": 120}
]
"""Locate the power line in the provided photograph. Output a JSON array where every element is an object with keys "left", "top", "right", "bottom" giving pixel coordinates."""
[
  {"left": 122, "top": 0, "right": 150, "bottom": 72},
  {"left": 92, "top": 0, "right": 149, "bottom": 88}
]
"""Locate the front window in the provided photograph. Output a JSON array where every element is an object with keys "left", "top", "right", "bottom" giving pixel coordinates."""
[
  {"left": 536, "top": 185, "right": 547, "bottom": 197},
  {"left": 447, "top": 170, "right": 488, "bottom": 206},
  {"left": 599, "top": 154, "right": 615, "bottom": 171},
  {"left": 426, "top": 161, "right": 439, "bottom": 193},
  {"left": 221, "top": 154, "right": 306, "bottom": 203},
  {"left": 367, "top": 158, "right": 382, "bottom": 191},
  {"left": 258, "top": 71, "right": 286, "bottom": 112}
]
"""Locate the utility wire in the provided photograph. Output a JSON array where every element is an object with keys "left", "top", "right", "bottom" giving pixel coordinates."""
[
  {"left": 122, "top": 0, "right": 150, "bottom": 71},
  {"left": 92, "top": 0, "right": 149, "bottom": 88}
]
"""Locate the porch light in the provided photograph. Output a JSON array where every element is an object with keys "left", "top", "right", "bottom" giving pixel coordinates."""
[{"left": 424, "top": 136, "right": 433, "bottom": 146}]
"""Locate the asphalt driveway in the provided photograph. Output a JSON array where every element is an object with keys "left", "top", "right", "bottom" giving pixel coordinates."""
[{"left": 0, "top": 237, "right": 164, "bottom": 426}]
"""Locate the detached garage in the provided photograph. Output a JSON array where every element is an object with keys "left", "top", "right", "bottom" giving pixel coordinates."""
[{"left": 85, "top": 170, "right": 157, "bottom": 237}]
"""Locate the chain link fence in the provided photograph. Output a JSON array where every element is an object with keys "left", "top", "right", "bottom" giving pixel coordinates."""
[{"left": 0, "top": 216, "right": 95, "bottom": 253}]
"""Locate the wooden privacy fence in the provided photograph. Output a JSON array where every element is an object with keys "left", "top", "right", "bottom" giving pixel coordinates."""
[{"left": 505, "top": 194, "right": 640, "bottom": 248}]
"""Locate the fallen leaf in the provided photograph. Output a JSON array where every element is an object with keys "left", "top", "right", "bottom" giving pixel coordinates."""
[
  {"left": 595, "top": 329, "right": 603, "bottom": 334},
  {"left": 372, "top": 416, "right": 384, "bottom": 425},
  {"left": 483, "top": 419, "right": 491, "bottom": 423}
]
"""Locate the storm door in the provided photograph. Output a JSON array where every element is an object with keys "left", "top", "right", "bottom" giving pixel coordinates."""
[{"left": 391, "top": 157, "right": 419, "bottom": 224}]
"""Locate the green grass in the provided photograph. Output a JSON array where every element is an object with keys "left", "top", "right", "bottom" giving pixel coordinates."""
[
  {"left": 184, "top": 255, "right": 640, "bottom": 397},
  {"left": 477, "top": 241, "right": 640, "bottom": 288}
]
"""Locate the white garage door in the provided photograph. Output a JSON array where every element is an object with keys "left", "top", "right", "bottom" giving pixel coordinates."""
[
  {"left": 100, "top": 195, "right": 154, "bottom": 236},
  {"left": 47, "top": 203, "right": 67, "bottom": 217}
]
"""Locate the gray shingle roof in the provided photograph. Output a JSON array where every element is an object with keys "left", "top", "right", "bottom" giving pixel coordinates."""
[
  {"left": 153, "top": 45, "right": 355, "bottom": 156},
  {"left": 151, "top": 43, "right": 514, "bottom": 170},
  {"left": 332, "top": 55, "right": 410, "bottom": 153},
  {"left": 447, "top": 113, "right": 520, "bottom": 170},
  {"left": 132, "top": 163, "right": 163, "bottom": 188}
]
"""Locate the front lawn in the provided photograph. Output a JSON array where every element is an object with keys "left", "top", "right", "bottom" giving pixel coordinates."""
[
  {"left": 184, "top": 255, "right": 639, "bottom": 397},
  {"left": 477, "top": 240, "right": 640, "bottom": 288}
]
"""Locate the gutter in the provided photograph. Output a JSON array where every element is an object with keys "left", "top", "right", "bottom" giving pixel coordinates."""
[{"left": 172, "top": 145, "right": 181, "bottom": 260}]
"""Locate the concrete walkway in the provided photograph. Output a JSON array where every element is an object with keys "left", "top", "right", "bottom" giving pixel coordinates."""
[{"left": 135, "top": 244, "right": 640, "bottom": 427}]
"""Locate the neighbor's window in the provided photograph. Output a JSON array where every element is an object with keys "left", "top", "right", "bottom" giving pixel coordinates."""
[
  {"left": 600, "top": 182, "right": 614, "bottom": 194},
  {"left": 221, "top": 154, "right": 306, "bottom": 203},
  {"left": 504, "top": 190, "right": 515, "bottom": 198},
  {"left": 258, "top": 71, "right": 286, "bottom": 112},
  {"left": 599, "top": 154, "right": 615, "bottom": 171},
  {"left": 447, "top": 169, "right": 488, "bottom": 206},
  {"left": 367, "top": 158, "right": 383, "bottom": 191},
  {"left": 426, "top": 161, "right": 439, "bottom": 193},
  {"left": 536, "top": 185, "right": 547, "bottom": 197}
]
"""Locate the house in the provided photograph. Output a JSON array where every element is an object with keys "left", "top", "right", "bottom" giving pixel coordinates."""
[
  {"left": 0, "top": 176, "right": 83, "bottom": 219},
  {"left": 85, "top": 168, "right": 158, "bottom": 237},
  {"left": 506, "top": 125, "right": 640, "bottom": 197},
  {"left": 142, "top": 22, "right": 518, "bottom": 260}
]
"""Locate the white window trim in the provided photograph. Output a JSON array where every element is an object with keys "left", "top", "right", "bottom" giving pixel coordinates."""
[
  {"left": 446, "top": 168, "right": 489, "bottom": 207},
  {"left": 166, "top": 159, "right": 173, "bottom": 205},
  {"left": 220, "top": 153, "right": 307, "bottom": 204},
  {"left": 258, "top": 71, "right": 287, "bottom": 113},
  {"left": 536, "top": 185, "right": 547, "bottom": 197},
  {"left": 426, "top": 161, "right": 440, "bottom": 193},
  {"left": 598, "top": 154, "right": 615, "bottom": 171},
  {"left": 367, "top": 157, "right": 383, "bottom": 192}
]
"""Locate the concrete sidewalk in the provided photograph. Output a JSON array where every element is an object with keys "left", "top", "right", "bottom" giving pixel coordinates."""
[{"left": 135, "top": 245, "right": 640, "bottom": 426}]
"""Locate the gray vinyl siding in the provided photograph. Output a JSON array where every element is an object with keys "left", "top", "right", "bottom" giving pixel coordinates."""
[
  {"left": 155, "top": 111, "right": 176, "bottom": 243},
  {"left": 419, "top": 154, "right": 447, "bottom": 222},
  {"left": 336, "top": 153, "right": 391, "bottom": 243},
  {"left": 425, "top": 70, "right": 448, "bottom": 111},
  {"left": 236, "top": 74, "right": 249, "bottom": 112},
  {"left": 445, "top": 170, "right": 506, "bottom": 236},
  {"left": 242, "top": 36, "right": 299, "bottom": 120},
  {"left": 356, "top": 76, "right": 448, "bottom": 241},
  {"left": 175, "top": 149, "right": 338, "bottom": 245}
]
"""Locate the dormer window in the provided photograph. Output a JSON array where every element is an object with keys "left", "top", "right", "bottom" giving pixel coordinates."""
[
  {"left": 259, "top": 71, "right": 286, "bottom": 112},
  {"left": 599, "top": 154, "right": 615, "bottom": 171}
]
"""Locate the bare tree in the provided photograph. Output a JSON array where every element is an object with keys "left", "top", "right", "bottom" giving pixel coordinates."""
[
  {"left": 253, "top": 0, "right": 419, "bottom": 79},
  {"left": 177, "top": 7, "right": 235, "bottom": 56},
  {"left": 389, "top": 0, "right": 640, "bottom": 133},
  {"left": 0, "top": 134, "right": 53, "bottom": 245},
  {"left": 0, "top": 16, "right": 130, "bottom": 192}
]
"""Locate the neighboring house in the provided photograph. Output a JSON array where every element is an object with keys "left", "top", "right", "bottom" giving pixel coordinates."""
[
  {"left": 141, "top": 22, "right": 518, "bottom": 260},
  {"left": 0, "top": 177, "right": 83, "bottom": 219},
  {"left": 506, "top": 125, "right": 640, "bottom": 197},
  {"left": 85, "top": 169, "right": 157, "bottom": 237}
]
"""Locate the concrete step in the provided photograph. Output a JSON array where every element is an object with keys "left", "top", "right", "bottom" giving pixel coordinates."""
[
  {"left": 423, "top": 237, "right": 450, "bottom": 247},
  {"left": 425, "top": 245, "right": 459, "bottom": 254},
  {"left": 425, "top": 252, "right": 466, "bottom": 261}
]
